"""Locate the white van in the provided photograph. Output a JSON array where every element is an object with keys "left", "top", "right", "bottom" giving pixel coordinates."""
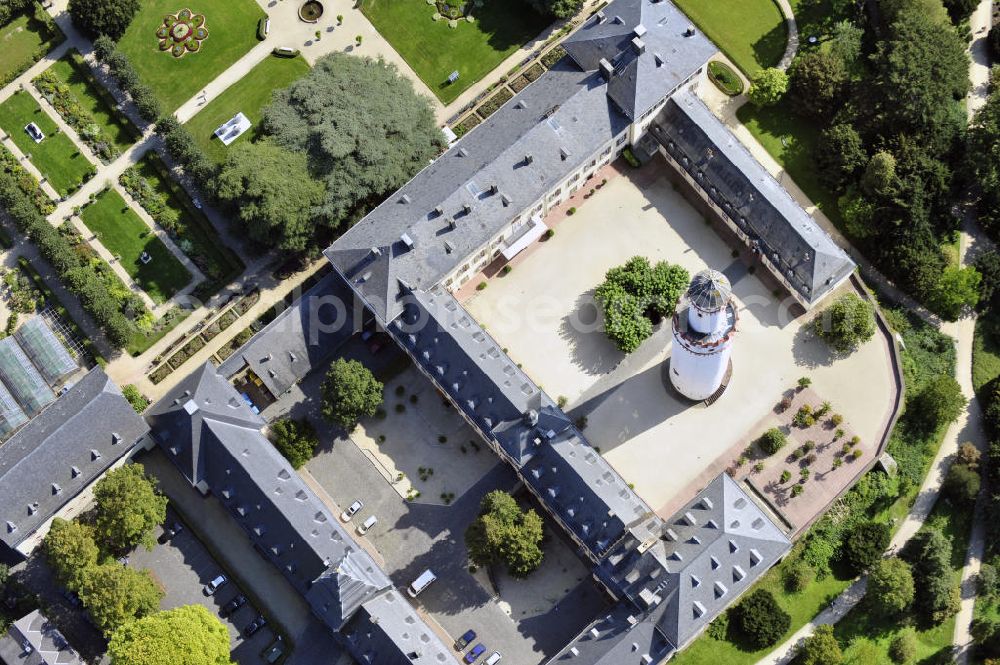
[
  {"left": 407, "top": 569, "right": 436, "bottom": 597},
  {"left": 485, "top": 652, "right": 502, "bottom": 665},
  {"left": 357, "top": 515, "right": 377, "bottom": 535}
]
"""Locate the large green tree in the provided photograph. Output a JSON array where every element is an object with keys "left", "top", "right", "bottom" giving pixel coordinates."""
[
  {"left": 214, "top": 141, "right": 325, "bottom": 252},
  {"left": 108, "top": 605, "right": 233, "bottom": 665},
  {"left": 840, "top": 521, "right": 890, "bottom": 574},
  {"left": 269, "top": 418, "right": 319, "bottom": 469},
  {"left": 321, "top": 358, "right": 384, "bottom": 431},
  {"left": 731, "top": 589, "right": 790, "bottom": 649},
  {"left": 594, "top": 256, "right": 688, "bottom": 353},
  {"left": 93, "top": 465, "right": 168, "bottom": 554},
  {"left": 747, "top": 68, "right": 788, "bottom": 107},
  {"left": 817, "top": 124, "right": 867, "bottom": 191},
  {"left": 798, "top": 625, "right": 842, "bottom": 665},
  {"left": 903, "top": 528, "right": 959, "bottom": 624},
  {"left": 527, "top": 0, "right": 582, "bottom": 18},
  {"left": 68, "top": 0, "right": 139, "bottom": 40},
  {"left": 79, "top": 564, "right": 163, "bottom": 636},
  {"left": 43, "top": 518, "right": 99, "bottom": 591},
  {"left": 465, "top": 490, "right": 544, "bottom": 578},
  {"left": 909, "top": 375, "right": 966, "bottom": 435},
  {"left": 967, "top": 87, "right": 1000, "bottom": 241},
  {"left": 867, "top": 557, "right": 915, "bottom": 617},
  {"left": 788, "top": 52, "right": 849, "bottom": 121},
  {"left": 261, "top": 54, "right": 442, "bottom": 231},
  {"left": 812, "top": 293, "right": 876, "bottom": 353}
]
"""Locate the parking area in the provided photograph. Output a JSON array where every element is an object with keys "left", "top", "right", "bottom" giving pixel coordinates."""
[
  {"left": 462, "top": 168, "right": 897, "bottom": 513},
  {"left": 128, "top": 510, "right": 282, "bottom": 665}
]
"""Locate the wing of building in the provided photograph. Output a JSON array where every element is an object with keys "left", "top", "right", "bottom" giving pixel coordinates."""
[
  {"left": 0, "top": 610, "right": 84, "bottom": 665},
  {"left": 145, "top": 363, "right": 452, "bottom": 663},
  {"left": 0, "top": 367, "right": 149, "bottom": 559}
]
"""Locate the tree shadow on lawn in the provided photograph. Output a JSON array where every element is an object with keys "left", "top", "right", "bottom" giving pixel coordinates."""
[
  {"left": 752, "top": 21, "right": 790, "bottom": 70},
  {"left": 558, "top": 289, "right": 624, "bottom": 377},
  {"left": 475, "top": 0, "right": 553, "bottom": 54}
]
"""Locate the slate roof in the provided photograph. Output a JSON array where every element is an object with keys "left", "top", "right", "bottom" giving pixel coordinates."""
[
  {"left": 0, "top": 368, "right": 148, "bottom": 550},
  {"left": 344, "top": 591, "right": 453, "bottom": 665},
  {"left": 146, "top": 363, "right": 389, "bottom": 629},
  {"left": 650, "top": 91, "right": 855, "bottom": 305},
  {"left": 561, "top": 0, "right": 716, "bottom": 119},
  {"left": 218, "top": 273, "right": 358, "bottom": 398},
  {"left": 391, "top": 288, "right": 652, "bottom": 558},
  {"left": 0, "top": 610, "right": 84, "bottom": 665},
  {"left": 545, "top": 601, "right": 675, "bottom": 664}
]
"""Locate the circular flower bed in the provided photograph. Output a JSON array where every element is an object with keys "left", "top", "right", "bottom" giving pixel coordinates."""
[
  {"left": 157, "top": 8, "right": 209, "bottom": 58},
  {"left": 298, "top": 0, "right": 324, "bottom": 21}
]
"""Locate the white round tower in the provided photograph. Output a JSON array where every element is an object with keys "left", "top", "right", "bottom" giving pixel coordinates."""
[{"left": 669, "top": 269, "right": 738, "bottom": 402}]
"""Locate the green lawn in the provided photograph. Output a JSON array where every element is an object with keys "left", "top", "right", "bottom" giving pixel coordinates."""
[
  {"left": 0, "top": 90, "right": 95, "bottom": 195},
  {"left": 360, "top": 0, "right": 551, "bottom": 104},
  {"left": 79, "top": 189, "right": 192, "bottom": 304},
  {"left": 736, "top": 101, "right": 844, "bottom": 229},
  {"left": 673, "top": 0, "right": 787, "bottom": 75},
  {"left": 134, "top": 153, "right": 244, "bottom": 292},
  {"left": 973, "top": 314, "right": 1000, "bottom": 394},
  {"left": 183, "top": 54, "right": 309, "bottom": 163},
  {"left": 0, "top": 11, "right": 63, "bottom": 83},
  {"left": 47, "top": 51, "right": 139, "bottom": 153},
  {"left": 117, "top": 0, "right": 265, "bottom": 112}
]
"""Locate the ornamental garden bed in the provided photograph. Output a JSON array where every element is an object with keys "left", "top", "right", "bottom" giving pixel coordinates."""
[
  {"left": 476, "top": 87, "right": 513, "bottom": 120},
  {"left": 707, "top": 60, "right": 743, "bottom": 96},
  {"left": 0, "top": 144, "right": 53, "bottom": 214}
]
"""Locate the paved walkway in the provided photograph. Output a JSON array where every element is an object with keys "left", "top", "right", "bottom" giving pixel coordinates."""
[
  {"left": 967, "top": 0, "right": 996, "bottom": 121},
  {"left": 775, "top": 0, "right": 799, "bottom": 70}
]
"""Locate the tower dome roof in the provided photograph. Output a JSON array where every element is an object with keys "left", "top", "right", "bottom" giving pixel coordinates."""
[{"left": 687, "top": 270, "right": 732, "bottom": 311}]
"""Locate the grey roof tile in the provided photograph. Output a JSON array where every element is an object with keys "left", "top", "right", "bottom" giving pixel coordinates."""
[
  {"left": 344, "top": 591, "right": 452, "bottom": 665},
  {"left": 0, "top": 368, "right": 148, "bottom": 549}
]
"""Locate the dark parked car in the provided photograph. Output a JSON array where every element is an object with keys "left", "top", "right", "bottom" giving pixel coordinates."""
[
  {"left": 244, "top": 615, "right": 267, "bottom": 637},
  {"left": 158, "top": 522, "right": 184, "bottom": 544},
  {"left": 62, "top": 590, "right": 81, "bottom": 607},
  {"left": 454, "top": 630, "right": 476, "bottom": 651},
  {"left": 220, "top": 594, "right": 247, "bottom": 617},
  {"left": 464, "top": 644, "right": 486, "bottom": 663}
]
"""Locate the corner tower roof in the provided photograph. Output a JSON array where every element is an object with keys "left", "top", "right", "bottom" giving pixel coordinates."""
[{"left": 687, "top": 269, "right": 732, "bottom": 312}]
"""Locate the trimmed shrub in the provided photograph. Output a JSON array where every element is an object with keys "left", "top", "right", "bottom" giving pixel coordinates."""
[
  {"left": 731, "top": 589, "right": 790, "bottom": 649},
  {"left": 757, "top": 427, "right": 787, "bottom": 455}
]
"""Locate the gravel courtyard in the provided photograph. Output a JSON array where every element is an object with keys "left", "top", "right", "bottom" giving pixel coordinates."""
[{"left": 463, "top": 167, "right": 896, "bottom": 512}]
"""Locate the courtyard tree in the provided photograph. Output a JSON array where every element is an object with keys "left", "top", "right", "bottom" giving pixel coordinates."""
[
  {"left": 731, "top": 589, "right": 790, "bottom": 649},
  {"left": 214, "top": 141, "right": 325, "bottom": 252},
  {"left": 757, "top": 427, "right": 787, "bottom": 456},
  {"left": 747, "top": 68, "right": 788, "bottom": 107},
  {"left": 909, "top": 375, "right": 966, "bottom": 435},
  {"left": 889, "top": 627, "right": 918, "bottom": 664},
  {"left": 93, "top": 465, "right": 168, "bottom": 554},
  {"left": 261, "top": 54, "right": 441, "bottom": 235},
  {"left": 798, "top": 625, "right": 842, "bottom": 665},
  {"left": 108, "top": 605, "right": 234, "bottom": 665},
  {"left": 321, "top": 358, "right": 384, "bottom": 431},
  {"left": 68, "top": 0, "right": 139, "bottom": 40},
  {"left": 867, "top": 557, "right": 915, "bottom": 617},
  {"left": 465, "top": 490, "right": 544, "bottom": 578},
  {"left": 817, "top": 124, "right": 867, "bottom": 191},
  {"left": 840, "top": 521, "right": 890, "bottom": 574},
  {"left": 594, "top": 256, "right": 688, "bottom": 353},
  {"left": 990, "top": 25, "right": 1000, "bottom": 61},
  {"left": 830, "top": 19, "right": 864, "bottom": 65},
  {"left": 269, "top": 418, "right": 319, "bottom": 469},
  {"left": 43, "top": 518, "right": 99, "bottom": 591},
  {"left": 79, "top": 564, "right": 164, "bottom": 636},
  {"left": 813, "top": 293, "right": 876, "bottom": 353},
  {"left": 788, "top": 51, "right": 849, "bottom": 121}
]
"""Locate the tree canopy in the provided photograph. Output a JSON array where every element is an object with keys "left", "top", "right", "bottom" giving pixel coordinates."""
[
  {"left": 595, "top": 256, "right": 688, "bottom": 353},
  {"left": 908, "top": 375, "right": 966, "bottom": 435},
  {"left": 108, "top": 605, "right": 234, "bottom": 665},
  {"left": 788, "top": 52, "right": 849, "bottom": 121},
  {"left": 731, "top": 589, "right": 790, "bottom": 649},
  {"left": 867, "top": 557, "right": 915, "bottom": 617},
  {"left": 465, "top": 490, "right": 544, "bottom": 578},
  {"left": 526, "top": 0, "right": 582, "bottom": 18},
  {"left": 79, "top": 564, "right": 163, "bottom": 635},
  {"left": 840, "top": 521, "right": 890, "bottom": 574},
  {"left": 903, "top": 528, "right": 959, "bottom": 624},
  {"left": 43, "top": 518, "right": 99, "bottom": 591},
  {"left": 798, "top": 625, "right": 843, "bottom": 665},
  {"left": 261, "top": 54, "right": 442, "bottom": 234},
  {"left": 813, "top": 293, "right": 876, "bottom": 353},
  {"left": 269, "top": 418, "right": 319, "bottom": 469},
  {"left": 321, "top": 358, "right": 384, "bottom": 431},
  {"left": 748, "top": 68, "right": 788, "bottom": 107},
  {"left": 68, "top": 0, "right": 139, "bottom": 40},
  {"left": 214, "top": 141, "right": 325, "bottom": 252},
  {"left": 93, "top": 465, "right": 168, "bottom": 554}
]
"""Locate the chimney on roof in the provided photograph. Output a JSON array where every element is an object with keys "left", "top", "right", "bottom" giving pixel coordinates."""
[
  {"left": 500, "top": 193, "right": 511, "bottom": 206},
  {"left": 400, "top": 232, "right": 415, "bottom": 249},
  {"left": 489, "top": 184, "right": 498, "bottom": 195},
  {"left": 434, "top": 205, "right": 444, "bottom": 217},
  {"left": 634, "top": 24, "right": 646, "bottom": 38},
  {"left": 684, "top": 25, "right": 696, "bottom": 37},
  {"left": 654, "top": 52, "right": 664, "bottom": 67},
  {"left": 524, "top": 409, "right": 539, "bottom": 426},
  {"left": 399, "top": 194, "right": 411, "bottom": 204},
  {"left": 524, "top": 153, "right": 533, "bottom": 165},
  {"left": 445, "top": 240, "right": 455, "bottom": 254},
  {"left": 599, "top": 58, "right": 614, "bottom": 80},
  {"left": 632, "top": 37, "right": 645, "bottom": 54},
  {"left": 448, "top": 217, "right": 458, "bottom": 230},
  {"left": 458, "top": 147, "right": 468, "bottom": 157},
  {"left": 596, "top": 9, "right": 606, "bottom": 22},
  {"left": 612, "top": 14, "right": 623, "bottom": 24},
  {"left": 560, "top": 147, "right": 571, "bottom": 161},
  {"left": 463, "top": 203, "right": 472, "bottom": 214}
]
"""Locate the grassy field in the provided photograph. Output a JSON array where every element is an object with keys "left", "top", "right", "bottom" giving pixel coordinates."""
[
  {"left": 183, "top": 54, "right": 309, "bottom": 163},
  {"left": 79, "top": 189, "right": 191, "bottom": 304},
  {"left": 360, "top": 0, "right": 551, "bottom": 104},
  {"left": 134, "top": 153, "right": 244, "bottom": 292},
  {"left": 974, "top": 314, "right": 1000, "bottom": 394},
  {"left": 736, "top": 101, "right": 844, "bottom": 229},
  {"left": 0, "top": 90, "right": 95, "bottom": 195},
  {"left": 673, "top": 0, "right": 787, "bottom": 75},
  {"left": 0, "top": 11, "right": 63, "bottom": 83},
  {"left": 117, "top": 0, "right": 264, "bottom": 112},
  {"left": 47, "top": 51, "right": 139, "bottom": 153}
]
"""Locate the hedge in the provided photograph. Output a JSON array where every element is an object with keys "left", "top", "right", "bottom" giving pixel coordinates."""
[
  {"left": 0, "top": 144, "right": 54, "bottom": 214},
  {"left": 92, "top": 36, "right": 161, "bottom": 123},
  {"left": 0, "top": 171, "right": 140, "bottom": 347}
]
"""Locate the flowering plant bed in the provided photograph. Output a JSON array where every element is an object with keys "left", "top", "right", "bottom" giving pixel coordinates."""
[{"left": 157, "top": 8, "right": 209, "bottom": 57}]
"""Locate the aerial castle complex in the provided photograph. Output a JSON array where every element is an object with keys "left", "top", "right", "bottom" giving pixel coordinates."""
[{"left": 669, "top": 269, "right": 738, "bottom": 402}]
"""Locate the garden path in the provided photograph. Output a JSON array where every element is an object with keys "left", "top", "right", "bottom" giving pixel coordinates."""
[{"left": 775, "top": 0, "right": 799, "bottom": 70}]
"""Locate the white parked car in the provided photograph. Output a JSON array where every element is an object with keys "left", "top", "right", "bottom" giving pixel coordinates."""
[
  {"left": 356, "top": 515, "right": 377, "bottom": 535},
  {"left": 485, "top": 652, "right": 502, "bottom": 665},
  {"left": 203, "top": 574, "right": 227, "bottom": 596},
  {"left": 407, "top": 569, "right": 436, "bottom": 598},
  {"left": 24, "top": 122, "right": 44, "bottom": 143},
  {"left": 340, "top": 500, "right": 363, "bottom": 522}
]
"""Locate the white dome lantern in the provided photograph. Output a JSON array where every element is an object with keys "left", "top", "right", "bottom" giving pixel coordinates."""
[{"left": 669, "top": 269, "right": 738, "bottom": 402}]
